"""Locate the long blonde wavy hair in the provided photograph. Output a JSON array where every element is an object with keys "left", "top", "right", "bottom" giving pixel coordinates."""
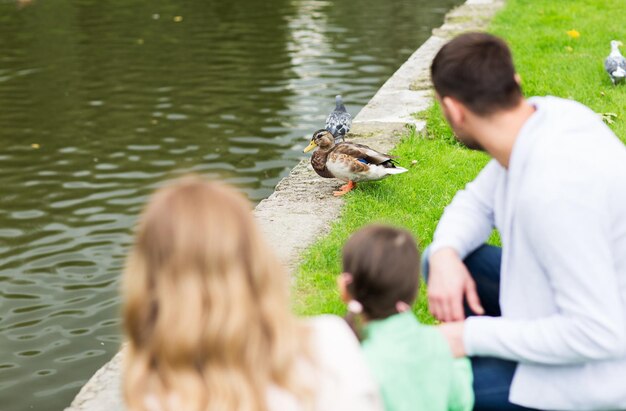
[{"left": 122, "top": 176, "right": 310, "bottom": 411}]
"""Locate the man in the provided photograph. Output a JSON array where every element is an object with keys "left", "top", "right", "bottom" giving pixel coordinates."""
[{"left": 426, "top": 32, "right": 626, "bottom": 410}]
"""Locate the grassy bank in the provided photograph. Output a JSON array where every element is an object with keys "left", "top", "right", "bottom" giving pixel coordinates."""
[{"left": 293, "top": 0, "right": 626, "bottom": 319}]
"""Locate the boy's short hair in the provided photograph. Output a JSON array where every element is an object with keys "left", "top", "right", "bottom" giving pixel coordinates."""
[{"left": 430, "top": 32, "right": 523, "bottom": 115}]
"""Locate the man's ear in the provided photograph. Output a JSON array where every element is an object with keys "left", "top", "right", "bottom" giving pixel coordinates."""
[
  {"left": 514, "top": 73, "right": 522, "bottom": 85},
  {"left": 337, "top": 273, "right": 353, "bottom": 303},
  {"left": 442, "top": 96, "right": 464, "bottom": 126}
]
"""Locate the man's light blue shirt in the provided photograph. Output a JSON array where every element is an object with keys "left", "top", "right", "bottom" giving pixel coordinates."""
[{"left": 431, "top": 96, "right": 626, "bottom": 410}]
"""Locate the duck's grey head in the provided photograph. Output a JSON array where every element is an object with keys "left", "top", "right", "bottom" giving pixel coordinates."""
[
  {"left": 303, "top": 129, "right": 334, "bottom": 153},
  {"left": 611, "top": 40, "right": 623, "bottom": 50}
]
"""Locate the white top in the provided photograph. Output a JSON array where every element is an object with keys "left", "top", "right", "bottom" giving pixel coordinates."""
[
  {"left": 430, "top": 96, "right": 626, "bottom": 410},
  {"left": 144, "top": 315, "right": 382, "bottom": 411},
  {"left": 267, "top": 315, "right": 383, "bottom": 411}
]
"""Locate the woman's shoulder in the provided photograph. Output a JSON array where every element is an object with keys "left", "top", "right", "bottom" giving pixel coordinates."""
[
  {"left": 305, "top": 314, "right": 358, "bottom": 342},
  {"left": 303, "top": 315, "right": 363, "bottom": 367},
  {"left": 299, "top": 315, "right": 384, "bottom": 411}
]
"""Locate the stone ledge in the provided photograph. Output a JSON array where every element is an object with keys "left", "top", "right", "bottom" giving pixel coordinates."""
[
  {"left": 432, "top": 0, "right": 504, "bottom": 39},
  {"left": 66, "top": 350, "right": 125, "bottom": 411}
]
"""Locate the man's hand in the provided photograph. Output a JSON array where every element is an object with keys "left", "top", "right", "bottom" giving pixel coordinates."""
[
  {"left": 438, "top": 321, "right": 466, "bottom": 357},
  {"left": 428, "top": 247, "right": 484, "bottom": 322}
]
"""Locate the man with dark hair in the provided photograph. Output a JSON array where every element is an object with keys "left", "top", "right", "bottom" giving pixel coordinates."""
[{"left": 425, "top": 32, "right": 626, "bottom": 410}]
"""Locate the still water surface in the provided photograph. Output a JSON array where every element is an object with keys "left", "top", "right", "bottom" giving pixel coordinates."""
[{"left": 0, "top": 0, "right": 461, "bottom": 409}]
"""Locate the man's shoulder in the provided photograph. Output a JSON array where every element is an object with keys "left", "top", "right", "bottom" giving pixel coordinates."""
[
  {"left": 529, "top": 95, "right": 602, "bottom": 134},
  {"left": 530, "top": 95, "right": 595, "bottom": 115},
  {"left": 528, "top": 96, "right": 624, "bottom": 166}
]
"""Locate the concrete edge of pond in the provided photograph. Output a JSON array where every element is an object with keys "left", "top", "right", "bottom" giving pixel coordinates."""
[{"left": 65, "top": 0, "right": 504, "bottom": 409}]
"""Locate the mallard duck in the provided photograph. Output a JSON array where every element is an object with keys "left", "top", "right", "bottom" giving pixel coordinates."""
[
  {"left": 325, "top": 95, "right": 352, "bottom": 143},
  {"left": 303, "top": 129, "right": 408, "bottom": 196},
  {"left": 605, "top": 40, "right": 626, "bottom": 85}
]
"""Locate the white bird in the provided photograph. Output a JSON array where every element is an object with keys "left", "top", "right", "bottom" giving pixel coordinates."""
[
  {"left": 325, "top": 95, "right": 352, "bottom": 143},
  {"left": 605, "top": 40, "right": 626, "bottom": 85}
]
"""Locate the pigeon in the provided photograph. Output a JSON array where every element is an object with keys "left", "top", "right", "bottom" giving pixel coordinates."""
[
  {"left": 325, "top": 95, "right": 352, "bottom": 143},
  {"left": 605, "top": 40, "right": 626, "bottom": 85}
]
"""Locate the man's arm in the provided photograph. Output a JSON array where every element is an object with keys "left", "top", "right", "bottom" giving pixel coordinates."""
[
  {"left": 428, "top": 160, "right": 500, "bottom": 321},
  {"left": 463, "top": 182, "right": 625, "bottom": 364},
  {"left": 429, "top": 159, "right": 500, "bottom": 258}
]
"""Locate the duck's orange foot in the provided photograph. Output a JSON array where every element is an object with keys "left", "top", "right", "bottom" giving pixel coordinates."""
[{"left": 333, "top": 181, "right": 356, "bottom": 196}]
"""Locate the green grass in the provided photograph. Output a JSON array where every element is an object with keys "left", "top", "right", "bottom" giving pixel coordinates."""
[
  {"left": 491, "top": 0, "right": 626, "bottom": 137},
  {"left": 293, "top": 129, "right": 490, "bottom": 322},
  {"left": 293, "top": 0, "right": 626, "bottom": 319}
]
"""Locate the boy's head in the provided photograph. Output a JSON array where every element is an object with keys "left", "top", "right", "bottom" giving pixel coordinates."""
[
  {"left": 430, "top": 32, "right": 523, "bottom": 117},
  {"left": 340, "top": 225, "right": 420, "bottom": 320}
]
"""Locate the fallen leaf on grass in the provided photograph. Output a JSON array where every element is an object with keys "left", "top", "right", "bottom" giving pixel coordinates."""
[{"left": 598, "top": 112, "right": 618, "bottom": 125}]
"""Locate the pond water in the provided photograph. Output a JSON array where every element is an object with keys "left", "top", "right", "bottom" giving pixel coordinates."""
[{"left": 0, "top": 0, "right": 461, "bottom": 409}]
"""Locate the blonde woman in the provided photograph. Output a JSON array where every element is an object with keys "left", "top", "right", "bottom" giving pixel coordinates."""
[{"left": 122, "top": 176, "right": 382, "bottom": 411}]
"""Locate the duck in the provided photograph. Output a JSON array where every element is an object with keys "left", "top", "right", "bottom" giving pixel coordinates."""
[
  {"left": 303, "top": 129, "right": 408, "bottom": 196},
  {"left": 325, "top": 95, "right": 352, "bottom": 143},
  {"left": 605, "top": 40, "right": 626, "bottom": 85}
]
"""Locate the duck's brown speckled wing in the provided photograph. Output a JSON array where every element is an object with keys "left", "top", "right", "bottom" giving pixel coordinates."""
[{"left": 331, "top": 142, "right": 394, "bottom": 166}]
